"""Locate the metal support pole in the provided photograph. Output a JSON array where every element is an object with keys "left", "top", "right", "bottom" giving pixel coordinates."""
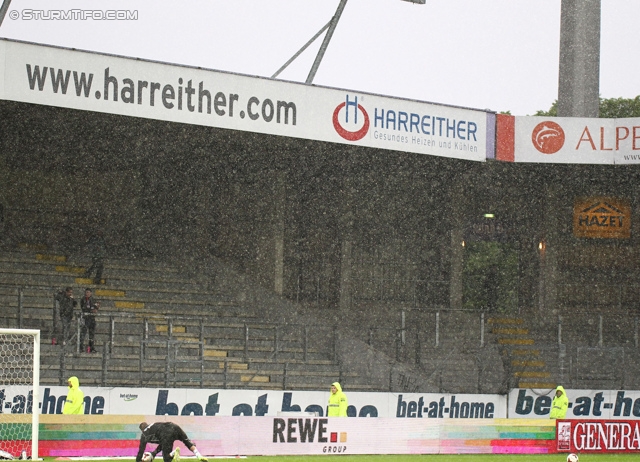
[
  {"left": 101, "top": 347, "right": 108, "bottom": 386},
  {"left": 296, "top": 275, "right": 300, "bottom": 304},
  {"left": 76, "top": 317, "right": 81, "bottom": 353},
  {"left": 306, "top": 0, "right": 349, "bottom": 84},
  {"left": 598, "top": 314, "right": 603, "bottom": 347},
  {"left": 558, "top": 315, "right": 563, "bottom": 345},
  {"left": 618, "top": 285, "right": 622, "bottom": 310},
  {"left": 243, "top": 324, "right": 249, "bottom": 362},
  {"left": 109, "top": 316, "right": 115, "bottom": 354},
  {"left": 303, "top": 326, "right": 308, "bottom": 362},
  {"left": 165, "top": 341, "right": 171, "bottom": 388},
  {"left": 53, "top": 296, "right": 58, "bottom": 343},
  {"left": 59, "top": 348, "right": 66, "bottom": 385},
  {"left": 199, "top": 319, "right": 204, "bottom": 360},
  {"left": 200, "top": 349, "right": 204, "bottom": 388},
  {"left": 283, "top": 362, "right": 288, "bottom": 389},
  {"left": 274, "top": 326, "right": 279, "bottom": 361},
  {"left": 143, "top": 318, "right": 148, "bottom": 359},
  {"left": 139, "top": 341, "right": 144, "bottom": 386},
  {"left": 18, "top": 287, "right": 24, "bottom": 328},
  {"left": 0, "top": 0, "right": 13, "bottom": 28},
  {"left": 272, "top": 22, "right": 331, "bottom": 79}
]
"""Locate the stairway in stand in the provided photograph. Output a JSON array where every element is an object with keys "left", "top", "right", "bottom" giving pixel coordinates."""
[
  {"left": 488, "top": 316, "right": 557, "bottom": 389},
  {"left": 0, "top": 244, "right": 370, "bottom": 391}
]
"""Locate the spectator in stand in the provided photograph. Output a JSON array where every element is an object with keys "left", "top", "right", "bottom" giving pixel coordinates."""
[
  {"left": 62, "top": 376, "right": 84, "bottom": 414},
  {"left": 550, "top": 385, "right": 569, "bottom": 419},
  {"left": 79, "top": 288, "right": 99, "bottom": 353},
  {"left": 84, "top": 230, "right": 106, "bottom": 284},
  {"left": 54, "top": 287, "right": 77, "bottom": 347},
  {"left": 327, "top": 382, "right": 348, "bottom": 417},
  {"left": 136, "top": 421, "right": 208, "bottom": 462}
]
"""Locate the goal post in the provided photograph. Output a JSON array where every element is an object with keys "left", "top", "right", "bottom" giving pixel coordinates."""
[{"left": 0, "top": 328, "right": 40, "bottom": 460}]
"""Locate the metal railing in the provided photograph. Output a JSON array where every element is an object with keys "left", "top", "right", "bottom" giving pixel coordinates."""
[
  {"left": 2, "top": 283, "right": 639, "bottom": 391},
  {"left": 294, "top": 273, "right": 449, "bottom": 308},
  {"left": 557, "top": 283, "right": 640, "bottom": 312}
]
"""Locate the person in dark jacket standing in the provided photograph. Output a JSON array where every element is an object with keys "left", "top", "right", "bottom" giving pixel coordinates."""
[
  {"left": 84, "top": 230, "right": 106, "bottom": 284},
  {"left": 79, "top": 288, "right": 99, "bottom": 353},
  {"left": 136, "top": 421, "right": 208, "bottom": 462},
  {"left": 54, "top": 287, "right": 77, "bottom": 346}
]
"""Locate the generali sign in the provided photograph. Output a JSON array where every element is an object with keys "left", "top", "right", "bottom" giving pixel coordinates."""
[
  {"left": 496, "top": 114, "right": 640, "bottom": 164},
  {"left": 573, "top": 197, "right": 631, "bottom": 239},
  {"left": 557, "top": 420, "right": 640, "bottom": 453}
]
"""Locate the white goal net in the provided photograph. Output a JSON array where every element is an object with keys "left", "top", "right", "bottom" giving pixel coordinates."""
[{"left": 0, "top": 329, "right": 40, "bottom": 460}]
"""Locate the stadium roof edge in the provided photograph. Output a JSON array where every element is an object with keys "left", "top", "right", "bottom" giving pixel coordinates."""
[{"left": 0, "top": 37, "right": 496, "bottom": 115}]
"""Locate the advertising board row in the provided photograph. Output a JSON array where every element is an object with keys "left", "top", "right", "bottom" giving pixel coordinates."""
[
  {"left": 3, "top": 386, "right": 640, "bottom": 419},
  {"left": 1, "top": 39, "right": 638, "bottom": 165},
  {"left": 558, "top": 420, "right": 640, "bottom": 453},
  {"left": 15, "top": 415, "right": 556, "bottom": 456}
]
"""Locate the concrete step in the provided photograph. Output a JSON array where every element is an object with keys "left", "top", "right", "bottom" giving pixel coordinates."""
[
  {"left": 517, "top": 380, "right": 557, "bottom": 389},
  {"left": 491, "top": 327, "right": 529, "bottom": 335},
  {"left": 498, "top": 338, "right": 535, "bottom": 345}
]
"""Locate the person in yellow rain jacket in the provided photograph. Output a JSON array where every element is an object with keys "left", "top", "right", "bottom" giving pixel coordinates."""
[
  {"left": 327, "top": 382, "right": 348, "bottom": 417},
  {"left": 62, "top": 376, "right": 84, "bottom": 414},
  {"left": 550, "top": 385, "right": 569, "bottom": 419}
]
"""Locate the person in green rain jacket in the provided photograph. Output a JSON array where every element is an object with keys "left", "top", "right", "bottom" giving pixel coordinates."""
[
  {"left": 62, "top": 376, "right": 85, "bottom": 414},
  {"left": 550, "top": 385, "right": 568, "bottom": 419},
  {"left": 328, "top": 382, "right": 348, "bottom": 417}
]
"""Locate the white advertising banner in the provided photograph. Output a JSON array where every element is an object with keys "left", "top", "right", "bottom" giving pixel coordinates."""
[
  {"left": 504, "top": 115, "right": 640, "bottom": 164},
  {"left": 510, "top": 389, "right": 640, "bottom": 419},
  {"left": 208, "top": 417, "right": 443, "bottom": 455},
  {"left": 0, "top": 39, "right": 490, "bottom": 162},
  {"left": 31, "top": 414, "right": 554, "bottom": 456},
  {"left": 1, "top": 385, "right": 504, "bottom": 418}
]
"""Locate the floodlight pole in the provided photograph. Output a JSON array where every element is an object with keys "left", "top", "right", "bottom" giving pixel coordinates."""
[
  {"left": 306, "top": 0, "right": 349, "bottom": 84},
  {"left": 275, "top": 0, "right": 424, "bottom": 84},
  {"left": 557, "top": 0, "right": 601, "bottom": 117},
  {"left": 0, "top": 0, "right": 13, "bottom": 28}
]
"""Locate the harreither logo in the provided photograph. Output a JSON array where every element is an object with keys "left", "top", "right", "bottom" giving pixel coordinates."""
[
  {"left": 333, "top": 95, "right": 369, "bottom": 141},
  {"left": 532, "top": 121, "right": 565, "bottom": 154}
]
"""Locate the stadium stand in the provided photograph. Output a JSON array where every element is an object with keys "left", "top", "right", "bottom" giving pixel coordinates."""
[
  {"left": 0, "top": 240, "right": 638, "bottom": 393},
  {"left": 0, "top": 244, "right": 430, "bottom": 391}
]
